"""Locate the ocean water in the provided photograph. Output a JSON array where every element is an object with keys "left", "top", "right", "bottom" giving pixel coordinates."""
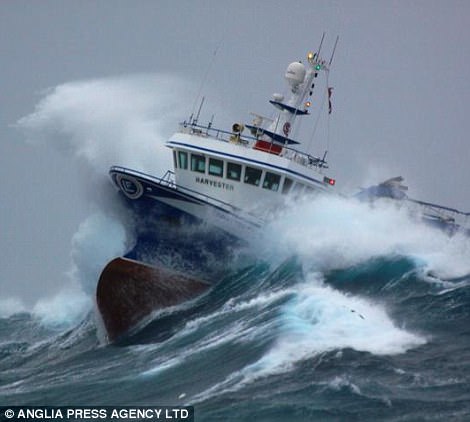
[
  {"left": 1, "top": 195, "right": 470, "bottom": 422},
  {"left": 4, "top": 76, "right": 470, "bottom": 421}
]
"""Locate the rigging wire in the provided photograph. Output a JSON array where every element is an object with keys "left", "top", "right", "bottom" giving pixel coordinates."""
[
  {"left": 189, "top": 41, "right": 223, "bottom": 122},
  {"left": 305, "top": 72, "right": 329, "bottom": 155},
  {"left": 326, "top": 71, "right": 332, "bottom": 155}
]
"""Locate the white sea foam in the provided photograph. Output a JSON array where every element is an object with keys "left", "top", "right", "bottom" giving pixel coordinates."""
[
  {"left": 192, "top": 274, "right": 425, "bottom": 403},
  {"left": 32, "top": 288, "right": 91, "bottom": 329},
  {"left": 0, "top": 290, "right": 90, "bottom": 329},
  {"left": 327, "top": 376, "right": 362, "bottom": 395},
  {"left": 263, "top": 274, "right": 425, "bottom": 366},
  {"left": 140, "top": 289, "right": 287, "bottom": 378},
  {"left": 0, "top": 297, "right": 27, "bottom": 318},
  {"left": 68, "top": 212, "right": 128, "bottom": 295},
  {"left": 260, "top": 194, "right": 470, "bottom": 278},
  {"left": 260, "top": 279, "right": 422, "bottom": 367}
]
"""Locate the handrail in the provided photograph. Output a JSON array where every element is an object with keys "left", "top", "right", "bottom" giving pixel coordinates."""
[
  {"left": 403, "top": 197, "right": 470, "bottom": 232},
  {"left": 406, "top": 197, "right": 470, "bottom": 217},
  {"left": 179, "top": 121, "right": 329, "bottom": 170}
]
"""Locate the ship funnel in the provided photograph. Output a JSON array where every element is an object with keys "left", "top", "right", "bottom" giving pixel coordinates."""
[{"left": 285, "top": 62, "right": 306, "bottom": 89}]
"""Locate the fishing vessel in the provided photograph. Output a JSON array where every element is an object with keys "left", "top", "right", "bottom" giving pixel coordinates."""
[
  {"left": 96, "top": 41, "right": 469, "bottom": 342},
  {"left": 109, "top": 52, "right": 338, "bottom": 245},
  {"left": 97, "top": 41, "right": 340, "bottom": 341}
]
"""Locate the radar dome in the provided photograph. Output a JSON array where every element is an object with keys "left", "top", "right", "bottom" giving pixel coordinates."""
[{"left": 285, "top": 62, "right": 306, "bottom": 88}]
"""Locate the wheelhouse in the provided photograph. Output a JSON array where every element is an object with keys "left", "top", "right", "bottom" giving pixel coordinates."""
[{"left": 169, "top": 136, "right": 332, "bottom": 213}]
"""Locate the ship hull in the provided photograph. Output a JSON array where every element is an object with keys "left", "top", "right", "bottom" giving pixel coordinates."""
[
  {"left": 96, "top": 168, "right": 259, "bottom": 342},
  {"left": 96, "top": 257, "right": 210, "bottom": 342},
  {"left": 110, "top": 166, "right": 262, "bottom": 247}
]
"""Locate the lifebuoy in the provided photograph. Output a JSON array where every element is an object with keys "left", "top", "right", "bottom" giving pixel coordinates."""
[{"left": 116, "top": 175, "right": 144, "bottom": 199}]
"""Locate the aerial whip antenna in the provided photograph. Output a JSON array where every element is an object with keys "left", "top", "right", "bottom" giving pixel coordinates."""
[
  {"left": 194, "top": 96, "right": 205, "bottom": 125},
  {"left": 316, "top": 32, "right": 326, "bottom": 57},
  {"left": 329, "top": 36, "right": 339, "bottom": 67},
  {"left": 189, "top": 41, "right": 222, "bottom": 122}
]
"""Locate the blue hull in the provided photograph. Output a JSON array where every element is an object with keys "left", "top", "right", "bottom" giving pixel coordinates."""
[{"left": 109, "top": 167, "right": 250, "bottom": 273}]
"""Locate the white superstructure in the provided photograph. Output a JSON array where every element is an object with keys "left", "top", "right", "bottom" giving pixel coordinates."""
[
  {"left": 167, "top": 51, "right": 336, "bottom": 215},
  {"left": 110, "top": 46, "right": 339, "bottom": 239}
]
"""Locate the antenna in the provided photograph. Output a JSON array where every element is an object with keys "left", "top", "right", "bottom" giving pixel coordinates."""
[
  {"left": 329, "top": 36, "right": 339, "bottom": 67},
  {"left": 194, "top": 96, "right": 205, "bottom": 125},
  {"left": 189, "top": 41, "right": 222, "bottom": 121},
  {"left": 316, "top": 32, "right": 326, "bottom": 57}
]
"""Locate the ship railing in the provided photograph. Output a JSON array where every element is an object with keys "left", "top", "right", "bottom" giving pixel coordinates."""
[
  {"left": 178, "top": 121, "right": 328, "bottom": 170},
  {"left": 406, "top": 197, "right": 470, "bottom": 231},
  {"left": 110, "top": 166, "right": 263, "bottom": 224},
  {"left": 161, "top": 169, "right": 176, "bottom": 187}
]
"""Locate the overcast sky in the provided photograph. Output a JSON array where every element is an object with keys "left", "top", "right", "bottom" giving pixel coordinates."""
[{"left": 1, "top": 0, "right": 469, "bottom": 304}]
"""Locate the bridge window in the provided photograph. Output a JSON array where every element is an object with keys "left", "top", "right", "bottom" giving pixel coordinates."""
[
  {"left": 178, "top": 151, "right": 188, "bottom": 169},
  {"left": 173, "top": 151, "right": 178, "bottom": 169},
  {"left": 282, "top": 177, "right": 293, "bottom": 194},
  {"left": 208, "top": 158, "right": 224, "bottom": 177},
  {"left": 263, "top": 172, "right": 281, "bottom": 191},
  {"left": 244, "top": 166, "right": 262, "bottom": 186},
  {"left": 227, "top": 162, "right": 242, "bottom": 181},
  {"left": 191, "top": 154, "right": 206, "bottom": 173}
]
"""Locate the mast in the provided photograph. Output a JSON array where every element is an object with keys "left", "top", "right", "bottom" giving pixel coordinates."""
[{"left": 265, "top": 47, "right": 330, "bottom": 147}]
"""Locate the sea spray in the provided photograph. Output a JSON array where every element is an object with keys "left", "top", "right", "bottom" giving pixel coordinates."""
[
  {"left": 191, "top": 271, "right": 426, "bottom": 402},
  {"left": 13, "top": 75, "right": 194, "bottom": 316},
  {"left": 17, "top": 74, "right": 192, "bottom": 176},
  {"left": 32, "top": 289, "right": 91, "bottom": 329},
  {"left": 0, "top": 298, "right": 27, "bottom": 318},
  {"left": 68, "top": 212, "right": 128, "bottom": 295},
  {"left": 0, "top": 212, "right": 126, "bottom": 329},
  {"left": 259, "top": 194, "right": 470, "bottom": 279}
]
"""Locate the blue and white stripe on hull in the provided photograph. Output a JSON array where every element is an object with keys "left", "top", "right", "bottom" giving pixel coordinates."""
[{"left": 110, "top": 166, "right": 263, "bottom": 242}]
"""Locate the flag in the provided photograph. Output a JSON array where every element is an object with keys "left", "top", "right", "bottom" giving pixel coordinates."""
[{"left": 328, "top": 87, "right": 333, "bottom": 114}]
